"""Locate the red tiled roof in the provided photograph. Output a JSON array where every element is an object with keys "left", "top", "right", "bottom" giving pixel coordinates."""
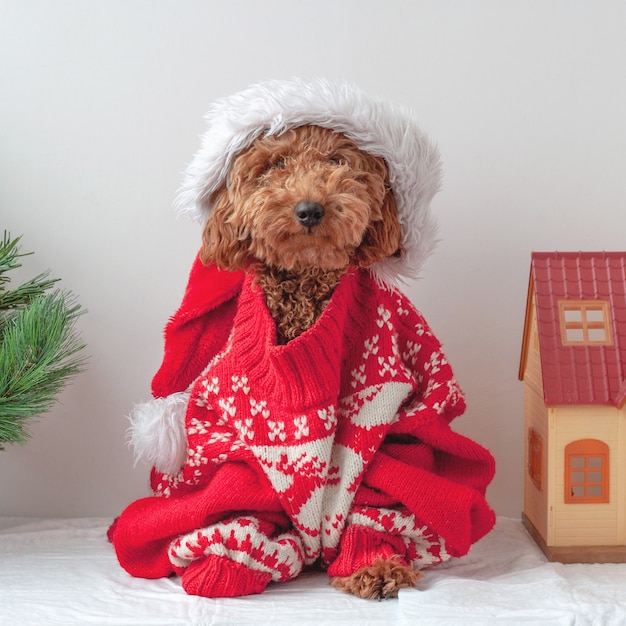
[{"left": 526, "top": 251, "right": 626, "bottom": 407}]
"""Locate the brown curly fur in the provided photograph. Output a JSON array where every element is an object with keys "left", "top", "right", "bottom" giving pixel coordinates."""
[
  {"left": 254, "top": 265, "right": 345, "bottom": 343},
  {"left": 330, "top": 558, "right": 422, "bottom": 600},
  {"left": 200, "top": 125, "right": 402, "bottom": 344},
  {"left": 200, "top": 125, "right": 413, "bottom": 597}
]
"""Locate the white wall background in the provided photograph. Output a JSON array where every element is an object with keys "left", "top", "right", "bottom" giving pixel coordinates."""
[{"left": 1, "top": 0, "right": 625, "bottom": 520}]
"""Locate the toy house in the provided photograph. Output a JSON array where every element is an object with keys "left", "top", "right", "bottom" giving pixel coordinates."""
[{"left": 519, "top": 251, "right": 626, "bottom": 563}]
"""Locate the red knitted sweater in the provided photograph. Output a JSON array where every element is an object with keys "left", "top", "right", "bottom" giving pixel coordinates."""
[{"left": 109, "top": 258, "right": 495, "bottom": 597}]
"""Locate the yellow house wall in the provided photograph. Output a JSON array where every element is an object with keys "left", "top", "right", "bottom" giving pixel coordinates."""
[
  {"left": 522, "top": 294, "right": 626, "bottom": 548},
  {"left": 523, "top": 384, "right": 550, "bottom": 540},
  {"left": 551, "top": 406, "right": 626, "bottom": 547},
  {"left": 522, "top": 302, "right": 550, "bottom": 542}
]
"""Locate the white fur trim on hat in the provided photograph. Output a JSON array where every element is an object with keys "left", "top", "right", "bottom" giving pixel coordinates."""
[{"left": 176, "top": 77, "right": 441, "bottom": 285}]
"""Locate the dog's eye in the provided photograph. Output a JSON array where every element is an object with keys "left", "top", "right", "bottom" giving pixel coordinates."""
[
  {"left": 270, "top": 157, "right": 286, "bottom": 170},
  {"left": 329, "top": 156, "right": 345, "bottom": 166},
  {"left": 259, "top": 157, "right": 286, "bottom": 181}
]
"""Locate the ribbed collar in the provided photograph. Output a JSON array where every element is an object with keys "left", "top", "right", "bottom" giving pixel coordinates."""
[{"left": 229, "top": 269, "right": 364, "bottom": 409}]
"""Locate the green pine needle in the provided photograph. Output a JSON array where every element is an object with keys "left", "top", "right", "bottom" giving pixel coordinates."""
[
  {"left": 0, "top": 231, "right": 59, "bottom": 308},
  {"left": 0, "top": 232, "right": 87, "bottom": 448}
]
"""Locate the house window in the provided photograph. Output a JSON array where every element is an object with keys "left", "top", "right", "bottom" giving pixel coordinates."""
[
  {"left": 558, "top": 300, "right": 613, "bottom": 346},
  {"left": 564, "top": 439, "right": 609, "bottom": 503},
  {"left": 528, "top": 428, "right": 544, "bottom": 491}
]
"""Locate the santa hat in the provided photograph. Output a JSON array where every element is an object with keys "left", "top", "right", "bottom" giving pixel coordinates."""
[{"left": 176, "top": 77, "right": 442, "bottom": 285}]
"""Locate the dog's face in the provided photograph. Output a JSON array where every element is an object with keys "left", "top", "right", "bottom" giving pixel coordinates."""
[{"left": 200, "top": 125, "right": 401, "bottom": 273}]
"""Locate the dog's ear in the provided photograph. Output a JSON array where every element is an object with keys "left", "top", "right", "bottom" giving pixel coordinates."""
[
  {"left": 199, "top": 188, "right": 252, "bottom": 270},
  {"left": 353, "top": 188, "right": 403, "bottom": 267}
]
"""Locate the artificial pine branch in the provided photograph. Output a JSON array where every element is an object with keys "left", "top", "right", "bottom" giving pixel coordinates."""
[
  {"left": 0, "top": 232, "right": 87, "bottom": 449},
  {"left": 0, "top": 232, "right": 59, "bottom": 309}
]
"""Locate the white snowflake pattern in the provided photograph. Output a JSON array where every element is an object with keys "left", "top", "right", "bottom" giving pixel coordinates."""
[
  {"left": 433, "top": 379, "right": 463, "bottom": 415},
  {"left": 209, "top": 452, "right": 228, "bottom": 464},
  {"left": 317, "top": 406, "right": 337, "bottom": 431},
  {"left": 378, "top": 355, "right": 398, "bottom": 377},
  {"left": 234, "top": 418, "right": 255, "bottom": 440},
  {"left": 187, "top": 445, "right": 208, "bottom": 468},
  {"left": 154, "top": 467, "right": 205, "bottom": 496},
  {"left": 229, "top": 439, "right": 246, "bottom": 452},
  {"left": 414, "top": 323, "right": 427, "bottom": 337},
  {"left": 207, "top": 431, "right": 233, "bottom": 444},
  {"left": 362, "top": 334, "right": 379, "bottom": 360},
  {"left": 376, "top": 305, "right": 393, "bottom": 330},
  {"left": 268, "top": 420, "right": 286, "bottom": 442},
  {"left": 294, "top": 416, "right": 309, "bottom": 440},
  {"left": 403, "top": 340, "right": 422, "bottom": 366},
  {"left": 231, "top": 374, "right": 250, "bottom": 394},
  {"left": 432, "top": 401, "right": 445, "bottom": 414},
  {"left": 155, "top": 484, "right": 171, "bottom": 497},
  {"left": 195, "top": 396, "right": 208, "bottom": 409},
  {"left": 153, "top": 470, "right": 184, "bottom": 498},
  {"left": 411, "top": 377, "right": 443, "bottom": 413},
  {"left": 205, "top": 377, "right": 220, "bottom": 394},
  {"left": 424, "top": 350, "right": 447, "bottom": 375},
  {"left": 446, "top": 378, "right": 462, "bottom": 403},
  {"left": 195, "top": 377, "right": 220, "bottom": 408},
  {"left": 249, "top": 397, "right": 270, "bottom": 418},
  {"left": 350, "top": 363, "right": 366, "bottom": 388},
  {"left": 390, "top": 332, "right": 400, "bottom": 353},
  {"left": 188, "top": 417, "right": 212, "bottom": 435},
  {"left": 396, "top": 297, "right": 411, "bottom": 316},
  {"left": 217, "top": 396, "right": 236, "bottom": 422},
  {"left": 424, "top": 377, "right": 442, "bottom": 397}
]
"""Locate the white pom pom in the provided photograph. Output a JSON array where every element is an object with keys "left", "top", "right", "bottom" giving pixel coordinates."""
[{"left": 127, "top": 392, "right": 189, "bottom": 475}]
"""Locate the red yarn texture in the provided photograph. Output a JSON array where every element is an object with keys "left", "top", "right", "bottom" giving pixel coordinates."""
[{"left": 109, "top": 257, "right": 495, "bottom": 597}]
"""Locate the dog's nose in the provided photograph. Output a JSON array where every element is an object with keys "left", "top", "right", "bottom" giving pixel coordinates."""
[{"left": 294, "top": 201, "right": 324, "bottom": 227}]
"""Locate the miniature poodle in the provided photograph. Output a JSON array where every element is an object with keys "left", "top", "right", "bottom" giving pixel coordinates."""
[
  {"left": 198, "top": 124, "right": 420, "bottom": 598},
  {"left": 111, "top": 79, "right": 496, "bottom": 604}
]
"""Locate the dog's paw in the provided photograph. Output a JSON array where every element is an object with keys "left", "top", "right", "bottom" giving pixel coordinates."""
[{"left": 329, "top": 558, "right": 421, "bottom": 600}]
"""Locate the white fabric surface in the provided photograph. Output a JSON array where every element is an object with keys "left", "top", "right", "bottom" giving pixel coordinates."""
[{"left": 1, "top": 516, "right": 625, "bottom": 625}]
